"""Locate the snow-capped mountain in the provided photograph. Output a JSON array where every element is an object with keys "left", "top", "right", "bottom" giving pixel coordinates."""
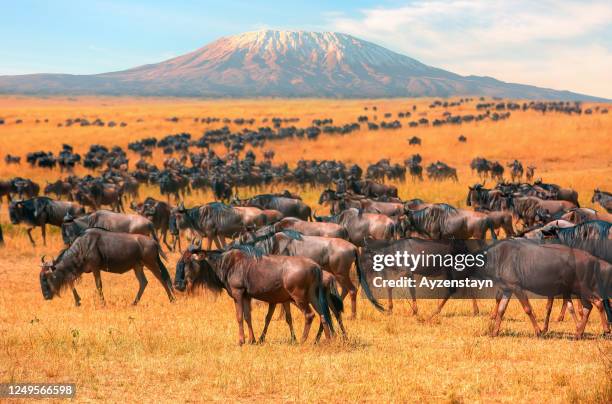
[{"left": 0, "top": 30, "right": 605, "bottom": 100}]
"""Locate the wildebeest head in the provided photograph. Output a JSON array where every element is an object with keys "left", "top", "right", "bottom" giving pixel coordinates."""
[
  {"left": 39, "top": 255, "right": 58, "bottom": 300},
  {"left": 174, "top": 240, "right": 223, "bottom": 293},
  {"left": 8, "top": 200, "right": 25, "bottom": 224},
  {"left": 60, "top": 214, "right": 79, "bottom": 245},
  {"left": 318, "top": 189, "right": 336, "bottom": 205}
]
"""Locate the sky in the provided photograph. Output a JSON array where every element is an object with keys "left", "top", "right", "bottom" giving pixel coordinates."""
[{"left": 1, "top": 0, "right": 611, "bottom": 98}]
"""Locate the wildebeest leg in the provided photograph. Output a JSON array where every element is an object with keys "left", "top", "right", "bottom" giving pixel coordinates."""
[
  {"left": 514, "top": 289, "right": 541, "bottom": 337},
  {"left": 297, "top": 302, "right": 316, "bottom": 343},
  {"left": 592, "top": 299, "right": 611, "bottom": 334},
  {"left": 233, "top": 292, "right": 246, "bottom": 345},
  {"left": 490, "top": 289, "right": 502, "bottom": 320},
  {"left": 71, "top": 286, "right": 81, "bottom": 307},
  {"left": 242, "top": 298, "right": 256, "bottom": 344},
  {"left": 557, "top": 299, "right": 567, "bottom": 322},
  {"left": 26, "top": 227, "right": 36, "bottom": 246},
  {"left": 259, "top": 303, "right": 276, "bottom": 343},
  {"left": 283, "top": 302, "right": 296, "bottom": 342},
  {"left": 338, "top": 275, "right": 357, "bottom": 319},
  {"left": 542, "top": 297, "right": 554, "bottom": 333},
  {"left": 490, "top": 291, "right": 511, "bottom": 336},
  {"left": 132, "top": 265, "right": 148, "bottom": 305},
  {"left": 575, "top": 301, "right": 593, "bottom": 339},
  {"left": 218, "top": 236, "right": 227, "bottom": 248},
  {"left": 406, "top": 274, "right": 418, "bottom": 315},
  {"left": 162, "top": 229, "right": 172, "bottom": 251},
  {"left": 146, "top": 261, "right": 176, "bottom": 302},
  {"left": 41, "top": 224, "right": 47, "bottom": 246},
  {"left": 93, "top": 269, "right": 106, "bottom": 306}
]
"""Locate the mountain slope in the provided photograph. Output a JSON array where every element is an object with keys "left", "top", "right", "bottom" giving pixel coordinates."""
[{"left": 0, "top": 30, "right": 606, "bottom": 100}]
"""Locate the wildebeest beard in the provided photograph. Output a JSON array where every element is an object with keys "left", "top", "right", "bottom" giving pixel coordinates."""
[
  {"left": 176, "top": 249, "right": 227, "bottom": 293},
  {"left": 40, "top": 244, "right": 84, "bottom": 299}
]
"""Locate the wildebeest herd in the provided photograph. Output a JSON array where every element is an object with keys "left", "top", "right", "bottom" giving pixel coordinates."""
[{"left": 1, "top": 105, "right": 611, "bottom": 345}]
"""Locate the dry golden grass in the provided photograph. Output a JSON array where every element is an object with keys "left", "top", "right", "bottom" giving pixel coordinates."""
[{"left": 0, "top": 96, "right": 611, "bottom": 402}]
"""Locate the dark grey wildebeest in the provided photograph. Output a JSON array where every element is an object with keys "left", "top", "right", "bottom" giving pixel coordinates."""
[
  {"left": 234, "top": 194, "right": 312, "bottom": 221},
  {"left": 40, "top": 228, "right": 175, "bottom": 306},
  {"left": 61, "top": 210, "right": 158, "bottom": 246},
  {"left": 9, "top": 197, "right": 84, "bottom": 246},
  {"left": 483, "top": 239, "right": 611, "bottom": 338}
]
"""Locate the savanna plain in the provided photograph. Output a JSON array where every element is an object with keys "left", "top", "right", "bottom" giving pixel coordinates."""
[{"left": 0, "top": 96, "right": 611, "bottom": 402}]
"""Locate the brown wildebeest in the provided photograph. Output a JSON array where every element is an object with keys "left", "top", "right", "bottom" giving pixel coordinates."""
[
  {"left": 247, "top": 229, "right": 384, "bottom": 317},
  {"left": 131, "top": 197, "right": 173, "bottom": 250},
  {"left": 314, "top": 208, "right": 395, "bottom": 246},
  {"left": 318, "top": 189, "right": 361, "bottom": 215},
  {"left": 72, "top": 183, "right": 124, "bottom": 212},
  {"left": 40, "top": 228, "right": 175, "bottom": 306},
  {"left": 61, "top": 210, "right": 158, "bottom": 246},
  {"left": 9, "top": 197, "right": 85, "bottom": 246},
  {"left": 560, "top": 208, "right": 612, "bottom": 224},
  {"left": 233, "top": 193, "right": 312, "bottom": 221},
  {"left": 403, "top": 205, "right": 497, "bottom": 240},
  {"left": 232, "top": 206, "right": 268, "bottom": 229},
  {"left": 484, "top": 240, "right": 611, "bottom": 338},
  {"left": 506, "top": 195, "right": 576, "bottom": 227},
  {"left": 525, "top": 166, "right": 536, "bottom": 182},
  {"left": 174, "top": 245, "right": 334, "bottom": 345},
  {"left": 519, "top": 220, "right": 575, "bottom": 240},
  {"left": 357, "top": 199, "right": 403, "bottom": 216},
  {"left": 360, "top": 238, "right": 482, "bottom": 317},
  {"left": 170, "top": 202, "right": 247, "bottom": 251},
  {"left": 44, "top": 179, "right": 73, "bottom": 200},
  {"left": 269, "top": 217, "right": 348, "bottom": 239},
  {"left": 592, "top": 189, "right": 612, "bottom": 213}
]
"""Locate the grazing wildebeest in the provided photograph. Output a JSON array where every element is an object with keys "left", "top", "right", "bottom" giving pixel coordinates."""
[
  {"left": 360, "top": 238, "right": 482, "bottom": 316},
  {"left": 173, "top": 245, "right": 334, "bottom": 344},
  {"left": 170, "top": 202, "right": 246, "bottom": 250},
  {"left": 131, "top": 197, "right": 173, "bottom": 250},
  {"left": 261, "top": 217, "right": 348, "bottom": 239},
  {"left": 403, "top": 205, "right": 497, "bottom": 240},
  {"left": 360, "top": 180, "right": 398, "bottom": 199},
  {"left": 314, "top": 208, "right": 395, "bottom": 246},
  {"left": 592, "top": 189, "right": 612, "bottom": 213},
  {"left": 40, "top": 228, "right": 175, "bottom": 306},
  {"left": 61, "top": 210, "right": 159, "bottom": 246},
  {"left": 483, "top": 240, "right": 611, "bottom": 338},
  {"left": 235, "top": 193, "right": 312, "bottom": 221},
  {"left": 9, "top": 197, "right": 84, "bottom": 246},
  {"left": 247, "top": 229, "right": 384, "bottom": 317}
]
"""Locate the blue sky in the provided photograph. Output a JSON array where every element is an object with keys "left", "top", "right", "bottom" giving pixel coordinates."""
[{"left": 1, "top": 0, "right": 611, "bottom": 97}]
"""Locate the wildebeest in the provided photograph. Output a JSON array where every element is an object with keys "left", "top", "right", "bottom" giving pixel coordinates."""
[
  {"left": 61, "top": 210, "right": 158, "bottom": 246},
  {"left": 314, "top": 208, "right": 395, "bottom": 246},
  {"left": 592, "top": 189, "right": 612, "bottom": 213},
  {"left": 40, "top": 228, "right": 175, "bottom": 306},
  {"left": 9, "top": 197, "right": 84, "bottom": 246},
  {"left": 403, "top": 205, "right": 497, "bottom": 240},
  {"left": 508, "top": 195, "right": 576, "bottom": 227},
  {"left": 173, "top": 245, "right": 334, "bottom": 344},
  {"left": 72, "top": 182, "right": 124, "bottom": 212},
  {"left": 131, "top": 197, "right": 173, "bottom": 250},
  {"left": 260, "top": 217, "right": 348, "bottom": 240},
  {"left": 483, "top": 239, "right": 611, "bottom": 338},
  {"left": 170, "top": 202, "right": 246, "bottom": 250},
  {"left": 234, "top": 193, "right": 312, "bottom": 221},
  {"left": 44, "top": 179, "right": 73, "bottom": 200},
  {"left": 507, "top": 160, "right": 523, "bottom": 182},
  {"left": 246, "top": 229, "right": 383, "bottom": 317}
]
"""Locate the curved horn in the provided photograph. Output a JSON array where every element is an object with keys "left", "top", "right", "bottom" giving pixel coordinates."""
[{"left": 41, "top": 255, "right": 47, "bottom": 264}]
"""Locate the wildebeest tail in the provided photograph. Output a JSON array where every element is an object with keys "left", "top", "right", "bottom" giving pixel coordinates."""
[
  {"left": 0, "top": 223, "right": 4, "bottom": 246},
  {"left": 156, "top": 254, "right": 174, "bottom": 291},
  {"left": 327, "top": 277, "right": 344, "bottom": 315},
  {"left": 594, "top": 260, "right": 612, "bottom": 323},
  {"left": 314, "top": 266, "right": 334, "bottom": 334},
  {"left": 355, "top": 250, "right": 385, "bottom": 311}
]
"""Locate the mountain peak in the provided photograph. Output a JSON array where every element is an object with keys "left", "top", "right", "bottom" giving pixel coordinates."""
[{"left": 0, "top": 30, "right": 605, "bottom": 100}]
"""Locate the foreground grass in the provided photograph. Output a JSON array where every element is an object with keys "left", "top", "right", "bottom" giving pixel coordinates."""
[{"left": 0, "top": 96, "right": 611, "bottom": 402}]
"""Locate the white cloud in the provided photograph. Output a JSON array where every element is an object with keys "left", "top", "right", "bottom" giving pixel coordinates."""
[{"left": 326, "top": 0, "right": 612, "bottom": 98}]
